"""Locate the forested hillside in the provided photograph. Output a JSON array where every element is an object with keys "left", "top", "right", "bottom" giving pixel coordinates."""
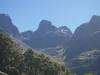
[{"left": 0, "top": 32, "right": 72, "bottom": 75}]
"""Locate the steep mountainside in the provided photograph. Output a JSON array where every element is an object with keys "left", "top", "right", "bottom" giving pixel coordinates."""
[
  {"left": 65, "top": 15, "right": 100, "bottom": 75},
  {"left": 0, "top": 14, "right": 72, "bottom": 61},
  {"left": 1, "top": 13, "right": 100, "bottom": 75},
  {"left": 0, "top": 32, "right": 72, "bottom": 75},
  {"left": 65, "top": 15, "right": 100, "bottom": 61},
  {"left": 21, "top": 20, "right": 72, "bottom": 48},
  {"left": 68, "top": 49, "right": 100, "bottom": 75}
]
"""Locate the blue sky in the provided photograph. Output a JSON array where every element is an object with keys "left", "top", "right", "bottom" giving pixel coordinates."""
[{"left": 0, "top": 0, "right": 100, "bottom": 32}]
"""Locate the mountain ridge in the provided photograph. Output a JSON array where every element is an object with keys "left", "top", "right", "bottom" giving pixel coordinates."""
[
  {"left": 65, "top": 15, "right": 100, "bottom": 75},
  {"left": 1, "top": 13, "right": 100, "bottom": 75}
]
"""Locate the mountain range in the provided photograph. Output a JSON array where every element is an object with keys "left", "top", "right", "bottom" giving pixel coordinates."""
[
  {"left": 0, "top": 13, "right": 100, "bottom": 75},
  {"left": 20, "top": 20, "right": 72, "bottom": 48},
  {"left": 0, "top": 14, "right": 72, "bottom": 62}
]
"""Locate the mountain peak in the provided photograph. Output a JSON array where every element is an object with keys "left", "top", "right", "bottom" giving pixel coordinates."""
[
  {"left": 91, "top": 15, "right": 100, "bottom": 19},
  {"left": 58, "top": 26, "right": 72, "bottom": 34},
  {"left": 59, "top": 26, "right": 71, "bottom": 31},
  {"left": 39, "top": 20, "right": 52, "bottom": 26},
  {"left": 0, "top": 13, "right": 9, "bottom": 17},
  {"left": 36, "top": 20, "right": 57, "bottom": 33},
  {"left": 0, "top": 14, "right": 12, "bottom": 25},
  {"left": 0, "top": 14, "right": 19, "bottom": 37},
  {"left": 90, "top": 15, "right": 100, "bottom": 23}
]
